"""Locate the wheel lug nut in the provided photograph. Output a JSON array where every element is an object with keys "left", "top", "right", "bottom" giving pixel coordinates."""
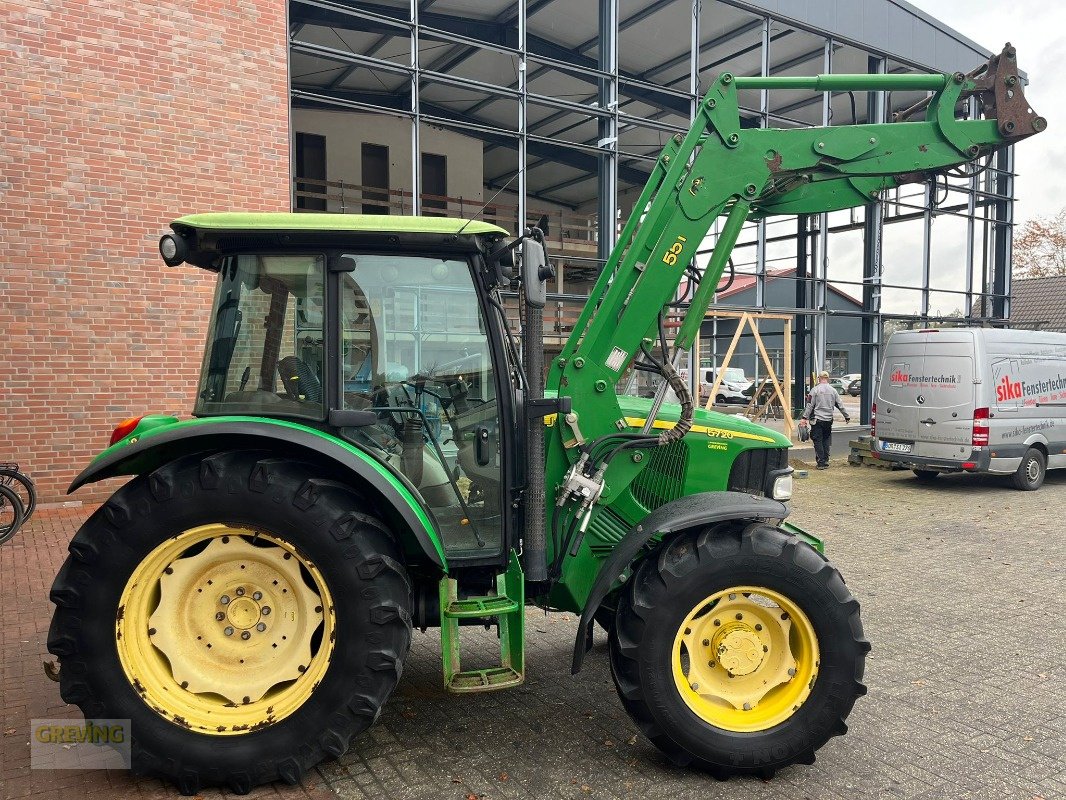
[
  {"left": 262, "top": 606, "right": 271, "bottom": 615},
  {"left": 713, "top": 619, "right": 721, "bottom": 627},
  {"left": 755, "top": 624, "right": 763, "bottom": 631},
  {"left": 252, "top": 591, "right": 262, "bottom": 601},
  {"left": 241, "top": 631, "right": 251, "bottom": 640},
  {"left": 215, "top": 612, "right": 225, "bottom": 621},
  {"left": 235, "top": 587, "right": 245, "bottom": 596},
  {"left": 220, "top": 595, "right": 230, "bottom": 605},
  {"left": 787, "top": 667, "right": 796, "bottom": 677},
  {"left": 728, "top": 593, "right": 736, "bottom": 600},
  {"left": 256, "top": 622, "right": 266, "bottom": 632},
  {"left": 224, "top": 626, "right": 234, "bottom": 636},
  {"left": 702, "top": 639, "right": 710, "bottom": 646},
  {"left": 743, "top": 702, "right": 752, "bottom": 711},
  {"left": 735, "top": 613, "right": 743, "bottom": 620}
]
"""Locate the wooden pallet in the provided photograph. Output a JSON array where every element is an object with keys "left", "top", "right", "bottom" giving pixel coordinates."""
[
  {"left": 848, "top": 435, "right": 904, "bottom": 469},
  {"left": 848, "top": 452, "right": 904, "bottom": 470}
]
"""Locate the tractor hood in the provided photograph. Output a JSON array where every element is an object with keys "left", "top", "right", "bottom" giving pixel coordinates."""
[{"left": 616, "top": 394, "right": 789, "bottom": 447}]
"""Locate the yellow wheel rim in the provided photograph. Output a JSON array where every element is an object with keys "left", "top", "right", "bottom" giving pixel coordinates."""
[
  {"left": 671, "top": 585, "right": 819, "bottom": 732},
  {"left": 116, "top": 523, "right": 335, "bottom": 735}
]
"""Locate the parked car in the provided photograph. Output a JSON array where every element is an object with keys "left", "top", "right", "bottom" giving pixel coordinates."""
[
  {"left": 839, "top": 373, "right": 861, "bottom": 386},
  {"left": 874, "top": 327, "right": 1066, "bottom": 490},
  {"left": 847, "top": 378, "right": 861, "bottom": 396},
  {"left": 701, "top": 367, "right": 752, "bottom": 404},
  {"left": 826, "top": 378, "right": 846, "bottom": 395}
]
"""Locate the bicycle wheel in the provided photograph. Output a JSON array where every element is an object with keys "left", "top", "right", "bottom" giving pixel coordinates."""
[
  {"left": 0, "top": 483, "right": 25, "bottom": 545},
  {"left": 0, "top": 468, "right": 36, "bottom": 522}
]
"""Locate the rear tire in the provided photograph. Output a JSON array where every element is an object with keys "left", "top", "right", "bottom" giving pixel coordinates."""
[
  {"left": 48, "top": 450, "right": 412, "bottom": 795},
  {"left": 0, "top": 467, "right": 36, "bottom": 522},
  {"left": 0, "top": 484, "right": 25, "bottom": 545},
  {"left": 912, "top": 469, "right": 940, "bottom": 483},
  {"left": 1010, "top": 447, "right": 1046, "bottom": 491},
  {"left": 609, "top": 523, "right": 868, "bottom": 778}
]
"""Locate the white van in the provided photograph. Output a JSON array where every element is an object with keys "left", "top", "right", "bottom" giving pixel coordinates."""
[
  {"left": 702, "top": 367, "right": 752, "bottom": 404},
  {"left": 874, "top": 327, "right": 1066, "bottom": 490}
]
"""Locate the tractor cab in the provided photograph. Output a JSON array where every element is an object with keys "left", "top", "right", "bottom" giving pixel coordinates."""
[{"left": 165, "top": 213, "right": 519, "bottom": 563}]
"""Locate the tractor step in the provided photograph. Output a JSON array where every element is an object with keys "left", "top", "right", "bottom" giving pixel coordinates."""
[
  {"left": 439, "top": 550, "right": 525, "bottom": 693},
  {"left": 443, "top": 595, "right": 521, "bottom": 618},
  {"left": 448, "top": 666, "right": 523, "bottom": 691}
]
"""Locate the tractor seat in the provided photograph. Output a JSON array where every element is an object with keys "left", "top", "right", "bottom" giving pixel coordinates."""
[{"left": 277, "top": 356, "right": 323, "bottom": 403}]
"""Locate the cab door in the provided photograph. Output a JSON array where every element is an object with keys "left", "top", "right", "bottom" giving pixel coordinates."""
[{"left": 334, "top": 253, "right": 506, "bottom": 562}]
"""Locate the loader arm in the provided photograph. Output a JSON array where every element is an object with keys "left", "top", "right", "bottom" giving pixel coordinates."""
[{"left": 543, "top": 44, "right": 1043, "bottom": 508}]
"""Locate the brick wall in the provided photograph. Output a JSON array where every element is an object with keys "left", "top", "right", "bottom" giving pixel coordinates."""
[{"left": 0, "top": 1, "right": 291, "bottom": 503}]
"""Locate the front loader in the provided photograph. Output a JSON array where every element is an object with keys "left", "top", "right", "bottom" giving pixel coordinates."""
[{"left": 48, "top": 45, "right": 1042, "bottom": 793}]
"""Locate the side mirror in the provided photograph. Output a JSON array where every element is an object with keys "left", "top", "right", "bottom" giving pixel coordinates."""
[{"left": 521, "top": 238, "right": 551, "bottom": 308}]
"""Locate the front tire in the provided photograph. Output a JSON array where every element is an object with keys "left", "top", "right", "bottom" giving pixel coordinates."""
[
  {"left": 609, "top": 523, "right": 868, "bottom": 778},
  {"left": 48, "top": 450, "right": 412, "bottom": 795},
  {"left": 1010, "top": 447, "right": 1046, "bottom": 491}
]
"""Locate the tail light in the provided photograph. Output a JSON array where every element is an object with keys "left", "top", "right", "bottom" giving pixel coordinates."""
[
  {"left": 972, "top": 407, "right": 989, "bottom": 447},
  {"left": 109, "top": 416, "right": 144, "bottom": 446},
  {"left": 870, "top": 403, "right": 876, "bottom": 437}
]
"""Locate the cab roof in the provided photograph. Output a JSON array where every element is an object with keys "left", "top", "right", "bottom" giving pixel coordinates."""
[{"left": 173, "top": 212, "right": 508, "bottom": 237}]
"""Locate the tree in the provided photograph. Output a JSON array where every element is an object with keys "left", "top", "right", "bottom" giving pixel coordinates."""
[{"left": 1013, "top": 208, "right": 1066, "bottom": 278}]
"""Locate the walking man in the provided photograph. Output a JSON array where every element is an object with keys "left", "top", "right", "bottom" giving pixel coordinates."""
[{"left": 802, "top": 371, "right": 850, "bottom": 469}]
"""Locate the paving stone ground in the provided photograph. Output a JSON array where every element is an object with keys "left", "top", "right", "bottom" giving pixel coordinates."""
[{"left": 2, "top": 455, "right": 1063, "bottom": 800}]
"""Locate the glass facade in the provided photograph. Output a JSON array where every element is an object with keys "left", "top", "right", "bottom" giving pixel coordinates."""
[{"left": 287, "top": 0, "right": 1015, "bottom": 420}]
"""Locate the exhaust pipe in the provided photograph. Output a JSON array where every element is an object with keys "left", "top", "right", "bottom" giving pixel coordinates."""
[
  {"left": 520, "top": 231, "right": 551, "bottom": 583},
  {"left": 522, "top": 293, "right": 548, "bottom": 582}
]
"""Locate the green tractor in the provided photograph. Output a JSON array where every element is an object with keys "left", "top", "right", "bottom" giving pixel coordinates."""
[{"left": 49, "top": 46, "right": 1040, "bottom": 794}]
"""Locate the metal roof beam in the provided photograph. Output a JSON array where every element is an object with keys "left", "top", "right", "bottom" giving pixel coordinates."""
[
  {"left": 463, "top": 0, "right": 686, "bottom": 118},
  {"left": 638, "top": 18, "right": 764, "bottom": 82},
  {"left": 291, "top": 88, "right": 651, "bottom": 190},
  {"left": 536, "top": 171, "right": 598, "bottom": 196}
]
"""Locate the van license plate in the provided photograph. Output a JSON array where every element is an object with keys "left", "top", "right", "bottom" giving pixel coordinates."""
[{"left": 881, "top": 441, "right": 912, "bottom": 453}]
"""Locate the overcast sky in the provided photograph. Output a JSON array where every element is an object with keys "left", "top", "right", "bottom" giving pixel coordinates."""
[
  {"left": 796, "top": 1, "right": 1061, "bottom": 317},
  {"left": 908, "top": 0, "right": 1063, "bottom": 227}
]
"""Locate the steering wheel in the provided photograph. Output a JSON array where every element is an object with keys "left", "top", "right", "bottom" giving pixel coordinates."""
[{"left": 277, "top": 356, "right": 322, "bottom": 403}]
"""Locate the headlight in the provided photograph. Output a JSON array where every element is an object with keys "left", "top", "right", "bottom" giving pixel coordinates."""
[
  {"left": 771, "top": 472, "right": 793, "bottom": 501},
  {"left": 159, "top": 233, "right": 187, "bottom": 266}
]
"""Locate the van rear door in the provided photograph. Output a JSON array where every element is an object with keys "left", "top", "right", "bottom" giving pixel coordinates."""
[
  {"left": 876, "top": 339, "right": 925, "bottom": 443},
  {"left": 910, "top": 334, "right": 975, "bottom": 457},
  {"left": 876, "top": 332, "right": 976, "bottom": 457}
]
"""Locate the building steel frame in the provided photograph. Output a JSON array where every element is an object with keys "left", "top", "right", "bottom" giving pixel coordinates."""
[{"left": 287, "top": 0, "right": 1016, "bottom": 422}]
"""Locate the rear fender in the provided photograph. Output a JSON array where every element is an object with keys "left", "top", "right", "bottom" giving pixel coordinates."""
[
  {"left": 69, "top": 417, "right": 447, "bottom": 572},
  {"left": 571, "top": 491, "right": 790, "bottom": 674}
]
